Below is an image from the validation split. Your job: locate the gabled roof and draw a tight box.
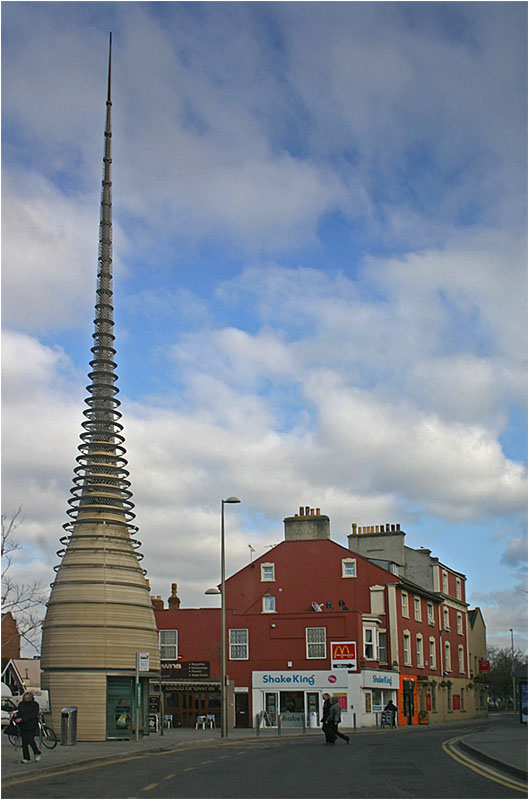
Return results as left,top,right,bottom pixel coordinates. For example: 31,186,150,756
1,658,41,691
468,607,486,629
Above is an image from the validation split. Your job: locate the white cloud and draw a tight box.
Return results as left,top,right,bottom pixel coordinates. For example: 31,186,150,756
2,170,98,333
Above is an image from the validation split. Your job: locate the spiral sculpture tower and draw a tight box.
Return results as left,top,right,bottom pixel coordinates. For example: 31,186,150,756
41,35,160,741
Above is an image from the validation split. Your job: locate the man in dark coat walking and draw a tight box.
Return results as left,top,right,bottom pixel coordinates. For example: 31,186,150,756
321,692,336,744
15,691,41,763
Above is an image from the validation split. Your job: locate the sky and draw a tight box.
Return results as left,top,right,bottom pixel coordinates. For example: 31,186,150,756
2,1,527,656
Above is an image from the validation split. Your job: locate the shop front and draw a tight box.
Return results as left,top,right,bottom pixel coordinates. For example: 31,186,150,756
252,670,350,729
351,669,399,727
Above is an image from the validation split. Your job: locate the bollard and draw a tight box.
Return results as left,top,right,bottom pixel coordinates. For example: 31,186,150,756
353,712,356,731
277,714,281,736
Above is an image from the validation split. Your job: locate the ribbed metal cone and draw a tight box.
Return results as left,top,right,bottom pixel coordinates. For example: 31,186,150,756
41,35,160,741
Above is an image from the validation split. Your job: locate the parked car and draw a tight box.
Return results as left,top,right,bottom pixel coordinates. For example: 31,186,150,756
1,696,17,727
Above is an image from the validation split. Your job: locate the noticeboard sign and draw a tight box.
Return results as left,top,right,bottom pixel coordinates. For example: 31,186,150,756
479,660,490,673
331,641,357,670
137,652,150,672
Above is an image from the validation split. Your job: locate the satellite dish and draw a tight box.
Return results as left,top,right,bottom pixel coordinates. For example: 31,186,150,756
312,601,323,612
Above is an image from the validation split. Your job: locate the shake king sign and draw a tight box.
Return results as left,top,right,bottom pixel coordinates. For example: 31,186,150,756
331,641,357,670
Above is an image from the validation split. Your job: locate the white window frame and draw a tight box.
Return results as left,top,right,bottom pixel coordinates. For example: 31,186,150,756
429,637,436,669
260,563,275,582
457,612,463,634
458,644,465,672
442,570,449,594
444,641,451,672
401,591,409,618
456,577,462,600
160,629,178,661
416,634,424,667
443,607,450,630
427,602,435,625
414,596,422,622
403,631,411,665
342,558,357,578
306,627,326,659
378,630,387,664
363,627,376,660
262,595,276,613
229,628,249,660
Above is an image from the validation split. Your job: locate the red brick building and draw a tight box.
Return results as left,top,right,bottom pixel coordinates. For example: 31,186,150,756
1,613,21,662
154,509,485,729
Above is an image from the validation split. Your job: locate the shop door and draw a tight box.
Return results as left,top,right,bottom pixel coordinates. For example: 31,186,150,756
306,692,319,727
106,677,133,739
402,679,415,725
235,693,250,727
264,692,278,726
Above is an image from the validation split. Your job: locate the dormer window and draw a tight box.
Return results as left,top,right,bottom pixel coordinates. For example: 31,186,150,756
342,558,357,578
261,563,275,582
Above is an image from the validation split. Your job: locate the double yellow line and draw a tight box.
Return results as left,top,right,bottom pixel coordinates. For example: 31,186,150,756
442,735,528,794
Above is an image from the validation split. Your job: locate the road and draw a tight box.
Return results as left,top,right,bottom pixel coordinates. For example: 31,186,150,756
2,724,526,799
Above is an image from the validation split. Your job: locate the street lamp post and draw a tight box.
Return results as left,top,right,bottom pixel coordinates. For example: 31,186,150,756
510,628,516,713
220,497,241,737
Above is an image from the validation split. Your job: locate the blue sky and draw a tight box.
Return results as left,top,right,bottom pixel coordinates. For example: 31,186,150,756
2,2,527,654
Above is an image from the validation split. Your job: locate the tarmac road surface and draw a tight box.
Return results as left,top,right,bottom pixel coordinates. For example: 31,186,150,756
2,722,527,799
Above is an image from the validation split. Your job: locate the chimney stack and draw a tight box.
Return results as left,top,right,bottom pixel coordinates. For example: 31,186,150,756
168,583,181,610
151,596,164,611
284,506,330,541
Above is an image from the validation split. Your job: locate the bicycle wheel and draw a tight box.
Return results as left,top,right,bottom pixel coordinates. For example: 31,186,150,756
40,725,57,749
7,732,19,747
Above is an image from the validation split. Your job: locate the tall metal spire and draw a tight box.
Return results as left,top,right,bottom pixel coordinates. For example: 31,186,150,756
41,35,159,742
65,31,135,532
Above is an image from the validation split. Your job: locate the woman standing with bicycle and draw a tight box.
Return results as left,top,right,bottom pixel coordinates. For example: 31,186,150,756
14,691,42,763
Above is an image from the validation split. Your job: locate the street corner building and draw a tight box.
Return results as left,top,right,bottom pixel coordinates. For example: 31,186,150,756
40,36,160,741
155,508,489,732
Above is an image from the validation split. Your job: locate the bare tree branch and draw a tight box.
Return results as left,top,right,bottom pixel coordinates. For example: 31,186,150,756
1,506,46,653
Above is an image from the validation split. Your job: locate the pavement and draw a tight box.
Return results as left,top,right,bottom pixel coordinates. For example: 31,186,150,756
2,713,526,787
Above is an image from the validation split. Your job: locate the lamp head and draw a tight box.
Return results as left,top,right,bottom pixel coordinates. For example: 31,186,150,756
223,497,241,504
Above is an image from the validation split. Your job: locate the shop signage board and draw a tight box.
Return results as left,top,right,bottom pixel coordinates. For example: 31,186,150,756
161,661,210,679
253,670,348,689
479,660,490,672
361,670,399,689
331,641,357,670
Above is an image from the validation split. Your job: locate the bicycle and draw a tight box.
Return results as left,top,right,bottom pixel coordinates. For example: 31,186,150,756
7,713,57,749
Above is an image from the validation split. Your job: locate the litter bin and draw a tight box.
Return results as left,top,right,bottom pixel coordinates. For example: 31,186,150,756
61,707,78,746
309,711,318,729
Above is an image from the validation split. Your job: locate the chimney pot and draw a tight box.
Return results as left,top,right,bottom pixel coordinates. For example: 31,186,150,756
316,508,321,516
352,523,357,534
299,506,304,517
305,506,310,516
391,524,395,532
396,523,401,531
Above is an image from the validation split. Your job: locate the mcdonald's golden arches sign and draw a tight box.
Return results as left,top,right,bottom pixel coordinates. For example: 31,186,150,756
331,641,357,670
